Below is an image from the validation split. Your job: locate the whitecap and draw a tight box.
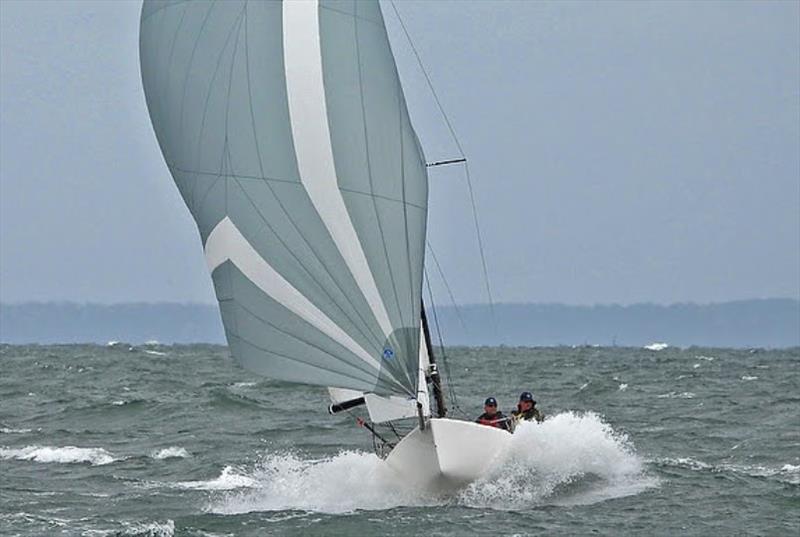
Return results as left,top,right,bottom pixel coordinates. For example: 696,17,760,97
175,466,258,490
644,342,668,351
618,383,628,391
656,391,695,399
0,427,32,434
143,350,167,356
151,447,190,460
0,445,116,465
741,375,758,381
118,520,175,537
656,457,712,471
231,382,257,388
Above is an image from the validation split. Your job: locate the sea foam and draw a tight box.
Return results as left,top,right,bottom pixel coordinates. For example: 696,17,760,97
151,447,190,460
460,411,655,508
208,411,654,514
175,466,259,490
0,445,116,465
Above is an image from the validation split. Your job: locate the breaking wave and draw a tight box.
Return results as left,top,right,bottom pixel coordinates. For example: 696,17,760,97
207,452,426,513
175,466,259,491
460,411,656,508
151,446,191,460
208,411,654,514
656,457,800,485
0,445,116,465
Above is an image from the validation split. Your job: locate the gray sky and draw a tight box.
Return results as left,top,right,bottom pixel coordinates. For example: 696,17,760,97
1,0,798,306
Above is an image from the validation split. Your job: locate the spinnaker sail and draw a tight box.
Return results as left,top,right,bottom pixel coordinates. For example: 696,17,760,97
139,0,429,397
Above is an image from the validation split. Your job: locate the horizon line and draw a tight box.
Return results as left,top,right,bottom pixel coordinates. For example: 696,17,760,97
1,297,798,308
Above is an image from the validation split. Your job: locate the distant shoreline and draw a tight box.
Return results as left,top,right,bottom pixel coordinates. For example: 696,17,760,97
1,299,798,348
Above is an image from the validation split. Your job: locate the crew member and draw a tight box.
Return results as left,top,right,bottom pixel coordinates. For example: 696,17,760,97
511,391,544,424
475,397,510,430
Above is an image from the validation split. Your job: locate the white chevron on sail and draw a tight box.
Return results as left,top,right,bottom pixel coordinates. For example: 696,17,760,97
282,0,394,339
205,216,385,374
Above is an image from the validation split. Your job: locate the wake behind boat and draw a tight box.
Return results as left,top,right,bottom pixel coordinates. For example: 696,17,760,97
139,0,515,493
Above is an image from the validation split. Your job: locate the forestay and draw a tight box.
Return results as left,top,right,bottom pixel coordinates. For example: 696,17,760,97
139,0,429,397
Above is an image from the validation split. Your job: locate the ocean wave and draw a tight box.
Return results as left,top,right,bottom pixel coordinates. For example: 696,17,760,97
460,411,656,508
655,457,799,484
174,466,259,490
208,452,429,514
117,520,175,537
208,412,655,514
0,427,33,434
656,391,696,399
231,382,257,388
151,447,190,460
0,445,116,465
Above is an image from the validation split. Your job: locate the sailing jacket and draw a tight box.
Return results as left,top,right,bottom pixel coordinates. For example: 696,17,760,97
511,406,544,424
475,411,511,431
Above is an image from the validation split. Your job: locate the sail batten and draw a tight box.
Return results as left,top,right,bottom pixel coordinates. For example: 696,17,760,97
140,0,428,397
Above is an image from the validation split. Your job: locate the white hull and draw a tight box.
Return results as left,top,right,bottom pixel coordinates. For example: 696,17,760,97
383,418,512,493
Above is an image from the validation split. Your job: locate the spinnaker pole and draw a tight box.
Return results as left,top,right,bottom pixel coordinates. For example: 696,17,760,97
421,303,447,418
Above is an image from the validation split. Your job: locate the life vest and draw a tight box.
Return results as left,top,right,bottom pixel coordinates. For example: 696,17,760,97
476,412,506,428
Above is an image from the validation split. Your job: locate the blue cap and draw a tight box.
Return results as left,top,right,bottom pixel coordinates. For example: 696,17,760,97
519,391,535,402
484,397,498,406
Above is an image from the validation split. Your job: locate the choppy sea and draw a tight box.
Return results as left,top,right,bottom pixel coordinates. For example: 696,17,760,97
1,344,798,536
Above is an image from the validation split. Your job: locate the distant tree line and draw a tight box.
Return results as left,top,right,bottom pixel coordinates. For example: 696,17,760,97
0,299,797,348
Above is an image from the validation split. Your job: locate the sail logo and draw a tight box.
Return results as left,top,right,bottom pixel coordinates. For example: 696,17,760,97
382,347,395,360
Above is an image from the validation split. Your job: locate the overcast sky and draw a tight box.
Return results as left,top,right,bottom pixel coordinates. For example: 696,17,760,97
1,0,798,306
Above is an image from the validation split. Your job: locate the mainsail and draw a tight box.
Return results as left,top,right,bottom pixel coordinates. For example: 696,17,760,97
139,0,429,398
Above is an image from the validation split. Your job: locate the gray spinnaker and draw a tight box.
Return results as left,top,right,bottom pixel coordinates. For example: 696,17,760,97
139,0,428,396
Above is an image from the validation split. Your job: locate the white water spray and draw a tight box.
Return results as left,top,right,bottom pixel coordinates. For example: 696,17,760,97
208,412,655,514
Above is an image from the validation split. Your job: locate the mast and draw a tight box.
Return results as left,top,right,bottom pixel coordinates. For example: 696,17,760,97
421,303,447,418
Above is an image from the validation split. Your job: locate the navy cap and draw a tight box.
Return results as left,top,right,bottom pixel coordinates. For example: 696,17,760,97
519,391,535,403
484,397,498,406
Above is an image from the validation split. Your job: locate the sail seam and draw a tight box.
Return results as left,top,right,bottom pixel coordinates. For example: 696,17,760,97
190,7,246,211
234,336,402,393
319,4,383,27
240,3,388,352
141,0,189,22
283,0,395,341
353,2,409,346
204,216,389,376
174,165,427,210
176,1,215,174
232,298,392,387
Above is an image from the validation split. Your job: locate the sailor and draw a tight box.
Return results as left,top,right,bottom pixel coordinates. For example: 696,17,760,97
511,391,544,424
475,397,510,431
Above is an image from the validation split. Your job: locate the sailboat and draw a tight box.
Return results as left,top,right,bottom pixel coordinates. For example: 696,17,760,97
139,0,510,492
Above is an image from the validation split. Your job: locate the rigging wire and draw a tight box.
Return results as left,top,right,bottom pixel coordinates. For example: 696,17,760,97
424,268,465,418
389,0,499,340
390,0,511,403
426,243,467,332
